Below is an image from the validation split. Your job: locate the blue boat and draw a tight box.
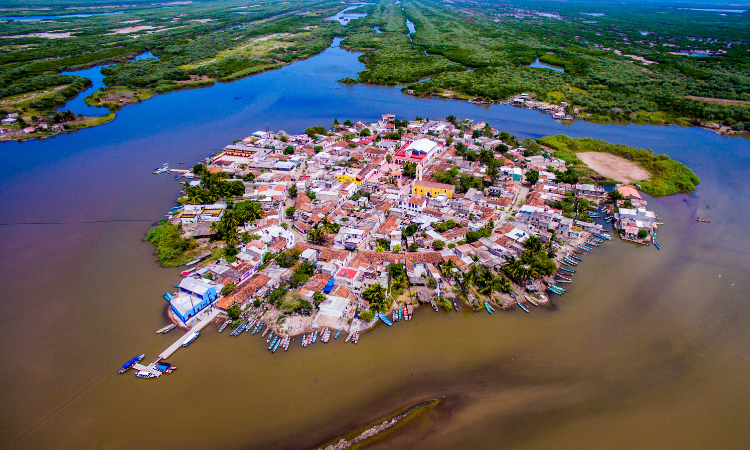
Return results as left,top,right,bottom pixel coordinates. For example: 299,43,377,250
334,328,342,339
230,323,246,336
594,233,611,240
518,302,529,313
378,313,393,326
559,267,576,273
563,257,578,266
272,337,281,353
218,319,231,333
268,335,278,350
164,291,173,300
654,241,661,250
484,302,493,314
569,254,582,261
118,354,144,374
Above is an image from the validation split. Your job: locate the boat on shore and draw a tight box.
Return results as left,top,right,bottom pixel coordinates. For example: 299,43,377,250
517,302,529,313
217,319,231,333
431,300,439,312
525,295,539,307
334,328,342,339
593,233,611,240
654,241,661,250
182,331,199,346
352,331,359,344
563,257,578,266
322,328,331,343
555,278,572,283
262,326,270,337
156,323,177,334
556,273,572,281
311,330,318,343
378,313,393,326
452,298,459,311
283,336,290,351
345,332,352,343
230,323,246,336
569,254,582,262
484,302,493,314
119,354,145,374
268,335,278,350
404,306,411,320
559,267,576,274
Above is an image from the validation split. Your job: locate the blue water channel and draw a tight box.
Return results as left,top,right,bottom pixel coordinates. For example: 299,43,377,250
529,57,565,72
59,51,160,116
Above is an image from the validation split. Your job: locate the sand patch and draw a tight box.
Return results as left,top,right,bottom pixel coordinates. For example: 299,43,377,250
577,152,649,183
2,32,74,39
685,96,750,106
107,25,159,34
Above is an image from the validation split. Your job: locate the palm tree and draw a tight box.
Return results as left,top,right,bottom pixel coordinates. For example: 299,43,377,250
502,255,524,282
475,268,495,298
307,223,325,245
362,283,387,313
487,166,499,185
523,235,544,256
493,275,512,293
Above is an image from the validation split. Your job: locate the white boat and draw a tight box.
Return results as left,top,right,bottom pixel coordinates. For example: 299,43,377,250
182,331,199,347
135,370,156,378
156,323,177,334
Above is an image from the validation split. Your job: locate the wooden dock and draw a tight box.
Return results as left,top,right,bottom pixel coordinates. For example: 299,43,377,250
156,309,221,361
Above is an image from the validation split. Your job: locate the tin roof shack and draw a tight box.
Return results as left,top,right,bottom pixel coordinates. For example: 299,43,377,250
171,278,217,325
615,208,657,241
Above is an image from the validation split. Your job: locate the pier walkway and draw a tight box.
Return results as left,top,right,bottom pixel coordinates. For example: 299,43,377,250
157,308,221,361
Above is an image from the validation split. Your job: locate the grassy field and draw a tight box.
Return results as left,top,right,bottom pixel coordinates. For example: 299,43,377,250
538,135,701,196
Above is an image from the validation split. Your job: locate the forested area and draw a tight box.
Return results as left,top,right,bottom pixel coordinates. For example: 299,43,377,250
2,0,749,131
340,0,750,128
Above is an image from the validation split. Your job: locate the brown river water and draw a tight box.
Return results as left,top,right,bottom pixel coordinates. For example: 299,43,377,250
1,41,749,449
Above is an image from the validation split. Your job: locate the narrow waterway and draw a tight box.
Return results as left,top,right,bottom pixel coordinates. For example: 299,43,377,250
1,38,749,450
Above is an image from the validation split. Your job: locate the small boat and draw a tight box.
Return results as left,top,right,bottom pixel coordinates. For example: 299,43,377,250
525,295,539,307
135,370,157,378
404,306,411,320
345,332,352,343
156,323,177,334
561,259,575,267
547,286,564,295
654,241,661,250
154,362,176,373
563,257,578,266
378,313,393,326
262,326,270,337
556,274,572,281
484,302,493,314
586,240,600,247
272,337,282,353
697,217,710,223
268,335,278,350
517,302,529,313
569,254,582,262
452,298,459,311
163,291,173,301
283,337,290,351
217,319,231,333
352,332,359,344
334,328,342,339
301,334,307,347
594,233,611,240
231,323,246,336
578,244,591,252
266,331,274,344
119,354,145,374
253,321,263,335
182,331,199,346
246,318,256,330
431,300,439,312
322,328,331,343
555,278,572,283
392,310,398,322
397,308,402,321
559,267,576,274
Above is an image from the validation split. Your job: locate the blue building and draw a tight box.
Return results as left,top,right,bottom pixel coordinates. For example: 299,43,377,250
170,278,217,324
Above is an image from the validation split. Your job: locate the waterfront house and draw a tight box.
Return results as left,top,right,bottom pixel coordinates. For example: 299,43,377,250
170,278,217,324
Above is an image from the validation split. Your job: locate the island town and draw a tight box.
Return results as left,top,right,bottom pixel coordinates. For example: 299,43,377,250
123,114,662,378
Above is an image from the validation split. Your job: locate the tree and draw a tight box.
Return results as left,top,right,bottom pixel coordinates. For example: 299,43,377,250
283,146,294,155
433,240,445,250
446,136,453,145
362,283,387,313
638,229,649,239
288,184,297,198
409,242,419,252
479,148,494,166
312,291,326,306
526,170,540,185
304,126,328,137
386,154,392,163
392,244,401,252
608,189,624,201
402,161,417,178
487,166,499,184
227,303,241,320
221,283,237,295
305,189,316,201
285,207,295,217
359,309,375,322
360,128,371,137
